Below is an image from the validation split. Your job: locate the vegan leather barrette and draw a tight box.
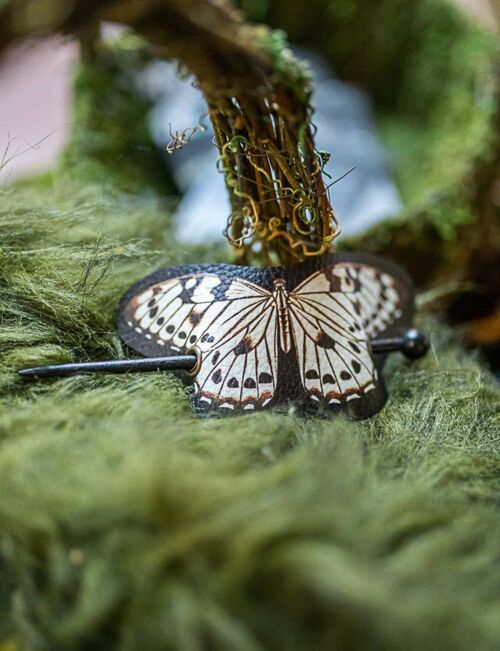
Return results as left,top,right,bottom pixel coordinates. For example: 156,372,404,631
20,252,429,420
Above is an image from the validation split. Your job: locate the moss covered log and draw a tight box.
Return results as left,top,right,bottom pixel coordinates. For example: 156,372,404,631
1,0,497,271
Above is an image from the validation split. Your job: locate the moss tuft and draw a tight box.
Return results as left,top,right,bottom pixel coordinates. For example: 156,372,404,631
64,37,175,197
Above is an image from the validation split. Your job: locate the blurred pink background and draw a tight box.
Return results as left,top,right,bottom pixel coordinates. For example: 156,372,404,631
0,37,77,183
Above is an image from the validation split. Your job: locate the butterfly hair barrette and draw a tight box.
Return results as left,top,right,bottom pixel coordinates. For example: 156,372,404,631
19,252,429,420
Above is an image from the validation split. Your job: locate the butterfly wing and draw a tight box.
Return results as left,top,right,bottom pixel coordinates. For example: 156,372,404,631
119,274,279,412
289,262,408,409
118,256,412,418
333,262,406,338
193,279,279,412
120,274,226,355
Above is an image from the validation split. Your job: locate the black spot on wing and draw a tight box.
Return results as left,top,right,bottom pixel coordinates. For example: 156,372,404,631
305,369,319,380
258,372,272,384
351,300,361,316
316,332,337,349
234,336,253,356
228,377,239,388
328,271,342,292
189,311,202,326
179,285,196,303
244,377,256,389
347,268,361,292
212,369,222,384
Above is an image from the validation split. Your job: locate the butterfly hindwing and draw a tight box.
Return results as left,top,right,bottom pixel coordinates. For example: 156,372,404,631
193,280,278,411
290,268,378,406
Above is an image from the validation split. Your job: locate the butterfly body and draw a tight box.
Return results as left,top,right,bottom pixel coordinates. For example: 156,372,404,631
118,253,414,419
266,279,290,353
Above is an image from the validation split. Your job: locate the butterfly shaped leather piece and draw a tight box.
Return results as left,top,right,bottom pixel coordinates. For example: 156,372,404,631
118,252,414,419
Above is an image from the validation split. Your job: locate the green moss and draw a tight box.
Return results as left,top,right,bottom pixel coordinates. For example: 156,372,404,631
1,101,500,651
0,180,499,648
380,24,496,207
256,28,313,105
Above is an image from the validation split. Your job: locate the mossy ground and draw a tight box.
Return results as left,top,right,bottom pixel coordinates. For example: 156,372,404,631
1,2,499,648
0,178,499,650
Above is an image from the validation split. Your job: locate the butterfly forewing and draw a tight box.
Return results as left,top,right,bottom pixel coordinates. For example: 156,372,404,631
124,274,225,352
333,264,404,337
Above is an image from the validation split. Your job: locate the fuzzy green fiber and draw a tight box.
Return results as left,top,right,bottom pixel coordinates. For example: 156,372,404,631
0,174,499,651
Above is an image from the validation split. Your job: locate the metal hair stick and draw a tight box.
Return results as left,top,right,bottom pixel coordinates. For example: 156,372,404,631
370,328,430,359
18,355,198,379
18,329,429,380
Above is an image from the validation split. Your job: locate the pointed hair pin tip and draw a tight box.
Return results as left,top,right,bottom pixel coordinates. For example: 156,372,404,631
18,365,60,378
18,367,36,377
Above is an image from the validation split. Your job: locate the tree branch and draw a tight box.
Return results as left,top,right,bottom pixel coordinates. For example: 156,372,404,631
0,0,339,264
